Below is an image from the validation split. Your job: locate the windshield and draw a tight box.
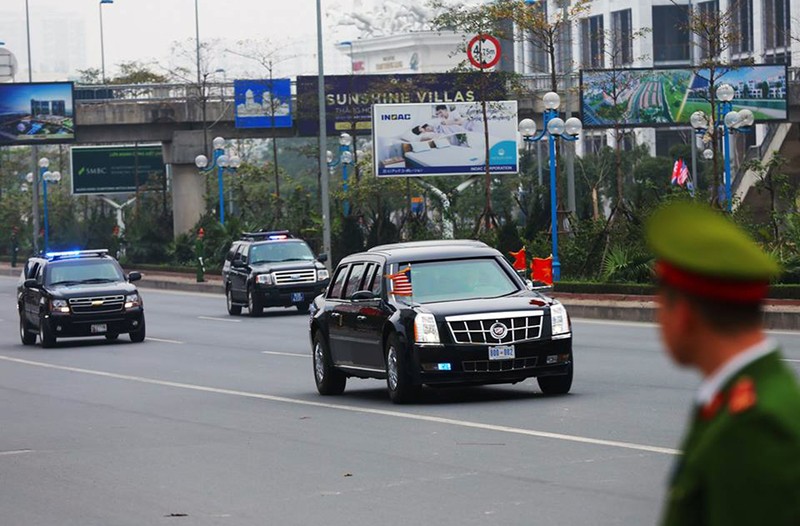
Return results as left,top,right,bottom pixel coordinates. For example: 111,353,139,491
249,241,315,264
403,258,519,303
46,259,124,286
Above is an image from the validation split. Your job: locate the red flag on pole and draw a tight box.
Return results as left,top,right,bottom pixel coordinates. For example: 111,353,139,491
509,247,527,271
531,256,553,285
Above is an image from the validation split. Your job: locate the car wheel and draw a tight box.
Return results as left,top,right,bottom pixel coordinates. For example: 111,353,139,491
248,287,263,317
226,287,242,315
537,362,573,395
385,333,421,404
312,332,346,395
19,314,36,346
296,303,310,314
129,318,146,343
39,317,56,348
105,333,119,341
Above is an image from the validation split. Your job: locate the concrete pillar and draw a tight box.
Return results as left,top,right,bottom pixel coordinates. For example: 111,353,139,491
171,163,206,235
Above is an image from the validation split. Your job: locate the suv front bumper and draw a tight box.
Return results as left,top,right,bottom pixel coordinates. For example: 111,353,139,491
254,281,329,307
44,308,144,337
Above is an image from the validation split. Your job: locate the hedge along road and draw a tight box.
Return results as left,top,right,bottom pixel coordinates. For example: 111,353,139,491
1,277,799,525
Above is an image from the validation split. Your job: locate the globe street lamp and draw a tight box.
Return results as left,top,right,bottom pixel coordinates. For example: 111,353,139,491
37,157,61,253
689,83,754,212
195,137,241,225
518,92,583,282
327,132,355,216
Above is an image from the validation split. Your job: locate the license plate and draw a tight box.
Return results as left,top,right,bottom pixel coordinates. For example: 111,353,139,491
488,345,515,360
90,323,107,334
291,292,304,303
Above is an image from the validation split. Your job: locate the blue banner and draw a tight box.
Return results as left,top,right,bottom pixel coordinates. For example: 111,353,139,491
234,79,292,129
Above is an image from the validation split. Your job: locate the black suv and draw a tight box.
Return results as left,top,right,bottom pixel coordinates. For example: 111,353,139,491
222,231,330,316
309,240,573,403
17,249,146,347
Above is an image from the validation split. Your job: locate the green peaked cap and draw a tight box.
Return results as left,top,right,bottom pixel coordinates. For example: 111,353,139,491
645,201,781,281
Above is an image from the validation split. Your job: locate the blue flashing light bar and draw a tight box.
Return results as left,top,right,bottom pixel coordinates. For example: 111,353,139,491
45,249,109,261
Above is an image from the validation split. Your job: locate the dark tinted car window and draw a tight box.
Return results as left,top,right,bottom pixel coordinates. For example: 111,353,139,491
328,264,349,299
406,258,518,303
343,263,366,299
250,242,314,264
369,265,383,295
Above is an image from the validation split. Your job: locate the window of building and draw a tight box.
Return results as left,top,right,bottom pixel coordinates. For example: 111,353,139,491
697,1,719,60
611,9,633,66
581,15,605,69
557,21,573,73
584,133,606,154
652,5,690,63
764,0,791,54
732,0,754,55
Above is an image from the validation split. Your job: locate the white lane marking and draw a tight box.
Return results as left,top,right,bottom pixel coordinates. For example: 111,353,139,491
783,359,800,363
261,351,307,358
139,288,221,298
574,318,800,336
197,316,241,323
147,337,184,344
0,355,679,457
0,449,34,457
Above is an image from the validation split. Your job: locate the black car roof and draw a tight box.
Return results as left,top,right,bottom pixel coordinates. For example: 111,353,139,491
352,240,501,263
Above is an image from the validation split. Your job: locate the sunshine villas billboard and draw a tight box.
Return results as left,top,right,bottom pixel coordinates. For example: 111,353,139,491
580,64,788,128
372,101,518,178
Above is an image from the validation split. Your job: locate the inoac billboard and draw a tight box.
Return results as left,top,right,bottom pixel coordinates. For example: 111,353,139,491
71,145,165,195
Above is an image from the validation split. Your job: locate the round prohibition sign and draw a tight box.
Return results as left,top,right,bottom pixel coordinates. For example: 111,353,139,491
467,34,501,70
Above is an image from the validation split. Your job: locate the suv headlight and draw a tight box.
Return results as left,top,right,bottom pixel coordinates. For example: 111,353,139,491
50,298,70,313
255,274,273,285
125,293,141,309
414,312,441,344
317,269,329,282
550,302,570,336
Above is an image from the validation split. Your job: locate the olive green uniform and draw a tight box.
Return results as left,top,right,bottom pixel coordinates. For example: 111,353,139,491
661,350,800,525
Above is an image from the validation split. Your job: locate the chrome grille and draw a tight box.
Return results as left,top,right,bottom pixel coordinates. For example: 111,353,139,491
272,269,316,285
446,311,544,345
463,357,539,372
68,295,125,314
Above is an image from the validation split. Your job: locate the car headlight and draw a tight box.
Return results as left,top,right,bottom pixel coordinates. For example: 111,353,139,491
125,293,142,309
255,274,273,285
50,298,70,313
550,302,570,336
317,269,329,281
414,312,441,344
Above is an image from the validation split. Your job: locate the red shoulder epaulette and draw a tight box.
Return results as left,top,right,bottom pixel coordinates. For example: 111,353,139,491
728,376,757,414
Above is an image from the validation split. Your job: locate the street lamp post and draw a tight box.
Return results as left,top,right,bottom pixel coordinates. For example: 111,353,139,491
518,92,583,283
36,157,61,253
689,83,754,212
99,0,113,83
326,132,354,216
195,137,241,226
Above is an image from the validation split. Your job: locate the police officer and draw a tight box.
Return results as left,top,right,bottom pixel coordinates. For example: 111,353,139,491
646,201,800,525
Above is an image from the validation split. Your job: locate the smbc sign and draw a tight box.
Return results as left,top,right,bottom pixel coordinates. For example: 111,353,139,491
71,145,165,195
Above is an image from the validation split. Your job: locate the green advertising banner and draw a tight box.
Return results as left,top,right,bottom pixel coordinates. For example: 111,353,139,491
71,145,165,195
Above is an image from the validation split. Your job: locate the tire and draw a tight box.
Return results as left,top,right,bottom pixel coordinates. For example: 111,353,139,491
537,362,573,395
226,287,242,315
248,287,263,317
312,332,346,395
19,314,36,346
129,317,146,343
296,303,310,314
39,317,56,348
385,333,421,404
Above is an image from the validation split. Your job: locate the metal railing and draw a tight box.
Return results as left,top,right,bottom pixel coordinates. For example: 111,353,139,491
74,82,234,103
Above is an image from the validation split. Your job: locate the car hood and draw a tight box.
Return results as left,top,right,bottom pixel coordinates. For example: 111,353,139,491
49,281,138,299
419,291,556,319
250,260,322,272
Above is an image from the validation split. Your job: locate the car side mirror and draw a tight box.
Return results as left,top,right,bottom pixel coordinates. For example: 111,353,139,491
317,253,328,263
23,278,38,289
127,271,142,282
351,290,377,301
232,260,246,268
527,279,552,292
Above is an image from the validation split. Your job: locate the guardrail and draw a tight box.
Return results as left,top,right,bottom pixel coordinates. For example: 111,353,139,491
74,82,234,103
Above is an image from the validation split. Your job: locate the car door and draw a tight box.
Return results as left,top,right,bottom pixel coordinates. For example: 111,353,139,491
21,261,39,324
326,263,352,365
350,262,390,369
230,244,248,302
28,263,46,327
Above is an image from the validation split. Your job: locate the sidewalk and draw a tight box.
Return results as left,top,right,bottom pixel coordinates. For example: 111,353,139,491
2,263,798,330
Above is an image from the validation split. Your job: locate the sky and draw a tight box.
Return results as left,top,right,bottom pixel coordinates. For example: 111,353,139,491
0,0,370,81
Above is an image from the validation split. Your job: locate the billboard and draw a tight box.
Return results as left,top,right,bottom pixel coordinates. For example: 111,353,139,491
373,101,518,178
296,72,508,136
71,145,165,195
0,82,75,145
234,79,292,128
580,64,788,128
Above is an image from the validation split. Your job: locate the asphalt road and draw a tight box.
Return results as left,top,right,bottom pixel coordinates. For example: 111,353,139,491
1,275,799,526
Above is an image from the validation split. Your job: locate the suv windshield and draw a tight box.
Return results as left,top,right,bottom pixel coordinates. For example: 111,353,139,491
404,258,519,303
249,242,314,264
46,259,124,286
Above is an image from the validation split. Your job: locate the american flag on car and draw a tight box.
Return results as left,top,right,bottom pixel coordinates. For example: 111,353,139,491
387,265,413,296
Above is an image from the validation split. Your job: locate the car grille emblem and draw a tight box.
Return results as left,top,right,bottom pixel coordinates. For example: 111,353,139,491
91,300,104,306
489,322,508,340
290,274,301,280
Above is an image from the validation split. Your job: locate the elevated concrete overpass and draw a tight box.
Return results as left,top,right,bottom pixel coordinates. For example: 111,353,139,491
73,73,800,235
